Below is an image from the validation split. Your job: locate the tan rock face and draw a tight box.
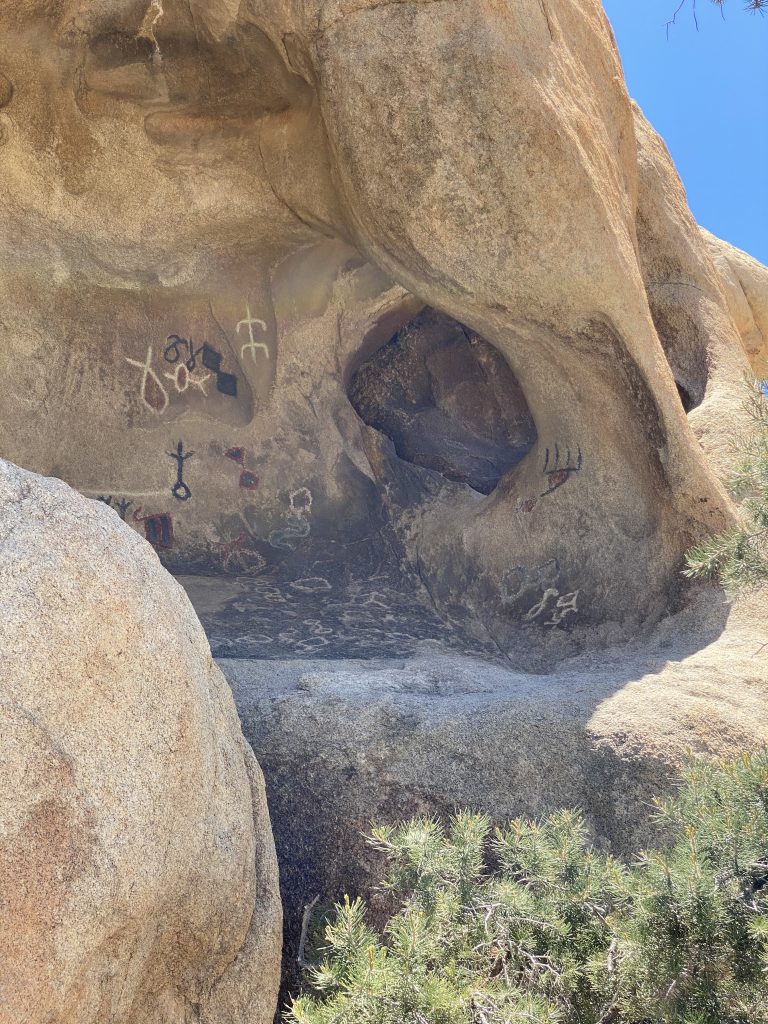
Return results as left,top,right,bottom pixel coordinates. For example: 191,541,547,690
0,0,762,662
632,106,755,479
704,229,768,375
0,460,281,1024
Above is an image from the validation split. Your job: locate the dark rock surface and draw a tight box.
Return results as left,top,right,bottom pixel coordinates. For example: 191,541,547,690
349,308,536,494
179,569,501,662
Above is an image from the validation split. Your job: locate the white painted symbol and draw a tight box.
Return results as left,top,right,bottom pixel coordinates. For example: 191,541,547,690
523,587,581,626
125,345,169,415
524,587,560,622
268,487,313,550
290,578,332,594
237,304,269,363
289,487,313,515
544,590,580,627
163,362,212,396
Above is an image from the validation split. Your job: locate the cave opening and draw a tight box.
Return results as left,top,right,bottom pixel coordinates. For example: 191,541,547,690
348,308,537,495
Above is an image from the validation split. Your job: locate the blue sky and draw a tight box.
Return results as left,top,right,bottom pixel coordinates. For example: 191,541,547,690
602,0,767,265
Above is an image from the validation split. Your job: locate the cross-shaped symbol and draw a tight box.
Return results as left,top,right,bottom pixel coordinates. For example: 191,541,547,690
237,304,270,363
168,440,194,502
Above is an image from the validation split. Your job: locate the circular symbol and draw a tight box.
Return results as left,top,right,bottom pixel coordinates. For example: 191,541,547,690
172,481,192,502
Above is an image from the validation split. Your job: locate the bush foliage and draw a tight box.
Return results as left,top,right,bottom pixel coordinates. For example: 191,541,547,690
286,754,768,1024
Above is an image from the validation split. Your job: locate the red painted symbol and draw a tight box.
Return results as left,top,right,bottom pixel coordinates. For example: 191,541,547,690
224,447,259,490
209,532,266,573
541,445,583,497
133,508,174,549
239,470,259,490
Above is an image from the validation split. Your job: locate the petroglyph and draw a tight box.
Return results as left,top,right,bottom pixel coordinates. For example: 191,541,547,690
167,441,194,502
515,496,538,515
499,559,580,628
133,507,174,549
96,496,133,520
501,559,561,607
127,336,237,414
268,487,313,550
289,577,332,593
224,446,259,490
163,336,238,399
523,587,580,626
523,587,561,622
209,532,267,574
543,590,580,627
237,304,269,363
163,361,212,396
193,572,500,662
125,346,169,415
542,445,583,496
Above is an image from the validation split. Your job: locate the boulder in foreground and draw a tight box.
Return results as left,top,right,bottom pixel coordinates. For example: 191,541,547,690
0,460,281,1024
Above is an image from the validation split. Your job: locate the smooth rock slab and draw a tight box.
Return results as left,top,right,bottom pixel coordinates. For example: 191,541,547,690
0,461,281,1024
220,588,767,973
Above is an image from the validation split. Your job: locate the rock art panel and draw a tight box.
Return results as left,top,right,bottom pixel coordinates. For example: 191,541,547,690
0,0,763,662
0,459,281,1024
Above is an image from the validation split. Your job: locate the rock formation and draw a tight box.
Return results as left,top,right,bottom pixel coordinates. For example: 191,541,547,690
705,229,768,374
632,106,758,478
0,0,763,663
2,0,768,1002
0,460,281,1023
222,585,768,977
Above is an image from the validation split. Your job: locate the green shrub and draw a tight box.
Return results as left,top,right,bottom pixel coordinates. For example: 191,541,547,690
286,754,768,1024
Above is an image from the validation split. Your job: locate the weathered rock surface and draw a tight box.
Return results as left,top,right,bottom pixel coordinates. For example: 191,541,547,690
0,0,763,662
704,229,768,374
220,587,768,969
348,308,536,496
0,460,281,1024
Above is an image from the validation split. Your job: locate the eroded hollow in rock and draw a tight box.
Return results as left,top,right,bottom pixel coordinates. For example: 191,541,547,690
676,381,695,413
650,307,709,413
348,309,537,495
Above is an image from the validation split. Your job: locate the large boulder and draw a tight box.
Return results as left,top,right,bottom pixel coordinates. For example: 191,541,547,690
0,460,281,1024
